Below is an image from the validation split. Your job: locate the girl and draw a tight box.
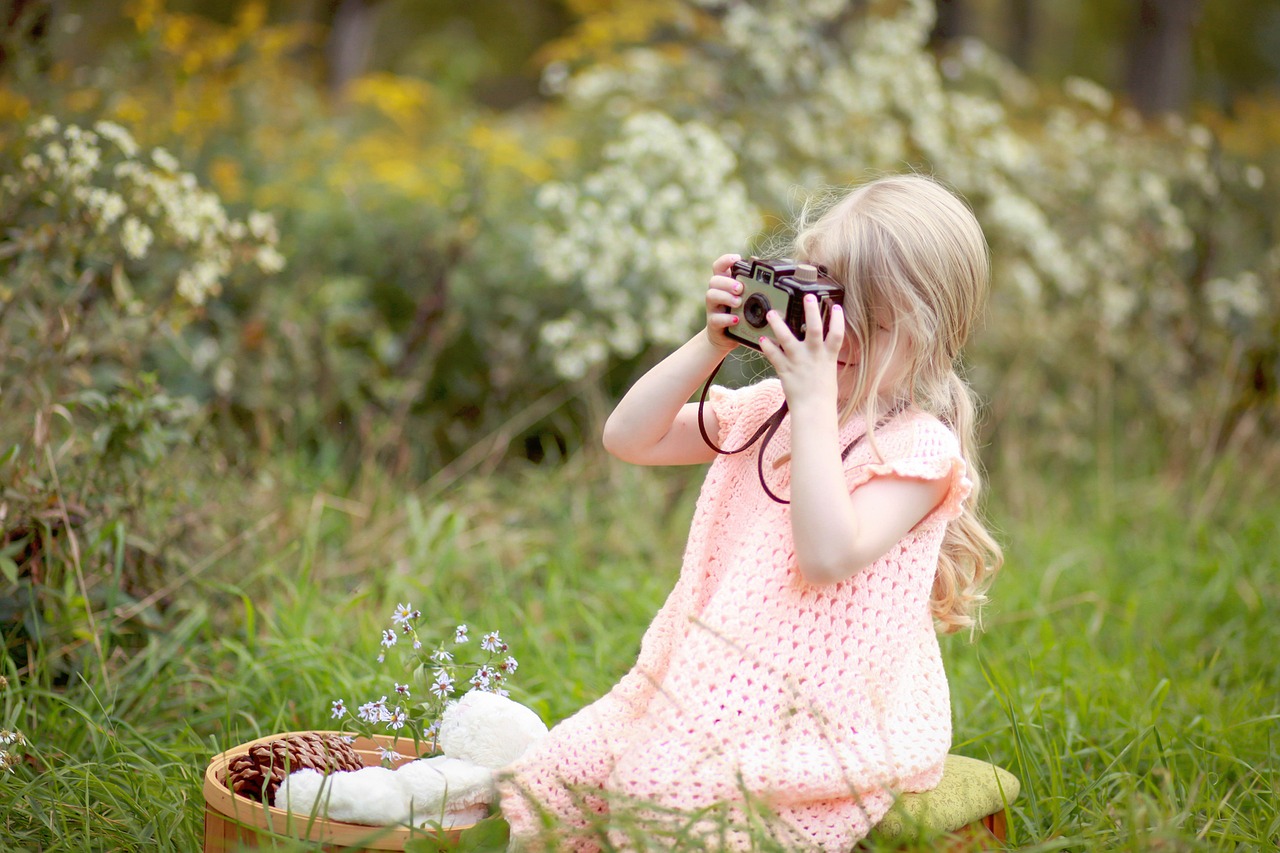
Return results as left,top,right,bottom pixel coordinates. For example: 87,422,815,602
499,174,1003,850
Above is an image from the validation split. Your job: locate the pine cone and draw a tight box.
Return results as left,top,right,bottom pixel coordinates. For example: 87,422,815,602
224,733,364,803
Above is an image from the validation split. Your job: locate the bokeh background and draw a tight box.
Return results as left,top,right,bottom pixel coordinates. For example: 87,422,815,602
1,1,1278,850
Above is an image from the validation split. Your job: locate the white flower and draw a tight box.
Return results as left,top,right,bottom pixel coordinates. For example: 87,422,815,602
120,217,153,260
386,707,407,730
27,115,58,138
430,670,454,699
380,629,398,648
152,147,179,172
93,120,139,157
376,746,403,763
453,624,469,644
430,649,453,664
391,603,414,625
480,631,506,653
330,699,346,719
394,682,410,697
248,210,277,241
500,656,519,674
255,245,286,274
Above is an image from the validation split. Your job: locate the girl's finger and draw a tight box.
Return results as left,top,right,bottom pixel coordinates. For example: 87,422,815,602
756,332,782,364
706,288,739,309
708,274,742,295
801,294,825,345
764,309,796,346
712,253,742,276
825,303,846,348
708,311,739,330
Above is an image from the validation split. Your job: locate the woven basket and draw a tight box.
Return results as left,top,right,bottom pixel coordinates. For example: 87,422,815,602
203,730,479,852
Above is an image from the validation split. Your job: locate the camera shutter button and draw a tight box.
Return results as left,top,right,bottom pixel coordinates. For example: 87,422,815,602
795,264,818,283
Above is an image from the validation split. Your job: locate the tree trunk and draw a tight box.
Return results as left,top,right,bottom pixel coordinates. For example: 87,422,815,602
929,0,970,50
1124,0,1202,116
323,0,385,95
1007,0,1035,71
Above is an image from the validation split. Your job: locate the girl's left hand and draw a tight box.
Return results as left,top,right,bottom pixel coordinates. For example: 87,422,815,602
758,294,845,410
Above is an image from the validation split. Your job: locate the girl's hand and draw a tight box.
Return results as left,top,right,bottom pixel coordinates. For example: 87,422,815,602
705,253,744,353
758,294,845,409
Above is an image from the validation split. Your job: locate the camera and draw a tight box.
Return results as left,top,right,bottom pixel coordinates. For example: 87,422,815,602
723,258,843,351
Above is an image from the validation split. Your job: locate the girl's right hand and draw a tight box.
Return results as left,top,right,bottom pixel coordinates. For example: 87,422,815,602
705,253,744,353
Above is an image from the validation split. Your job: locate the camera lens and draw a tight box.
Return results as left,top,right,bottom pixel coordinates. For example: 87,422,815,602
743,293,771,328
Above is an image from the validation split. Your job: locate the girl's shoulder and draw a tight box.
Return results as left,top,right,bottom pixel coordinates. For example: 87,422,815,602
873,407,962,463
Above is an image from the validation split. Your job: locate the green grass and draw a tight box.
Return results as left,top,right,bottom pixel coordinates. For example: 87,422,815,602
2,448,1277,851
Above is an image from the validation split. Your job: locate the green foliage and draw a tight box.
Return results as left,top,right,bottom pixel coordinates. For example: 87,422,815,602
0,453,1277,849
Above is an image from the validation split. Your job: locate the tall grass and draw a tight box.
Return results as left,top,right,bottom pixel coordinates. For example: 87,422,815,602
1,446,1277,851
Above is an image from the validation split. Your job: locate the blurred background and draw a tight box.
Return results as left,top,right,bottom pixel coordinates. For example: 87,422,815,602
2,0,1279,701
1,2,1278,848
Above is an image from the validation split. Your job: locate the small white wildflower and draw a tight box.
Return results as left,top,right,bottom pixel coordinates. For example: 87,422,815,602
454,624,469,644
501,656,519,674
381,629,398,649
469,668,492,691
27,115,58,138
392,603,414,625
377,652,385,663
430,670,454,699
412,639,422,650
20,153,43,174
93,120,139,157
480,631,506,653
119,216,153,260
431,649,453,664
331,699,347,719
376,746,403,763
386,707,407,730
248,210,276,241
152,147,179,172
394,682,410,697
254,245,286,274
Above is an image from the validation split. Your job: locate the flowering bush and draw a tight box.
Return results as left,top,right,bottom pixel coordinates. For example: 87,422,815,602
0,113,284,674
532,0,1279,466
329,607,520,765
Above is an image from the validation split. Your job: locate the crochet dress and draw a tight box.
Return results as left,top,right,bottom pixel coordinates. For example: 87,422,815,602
499,379,972,851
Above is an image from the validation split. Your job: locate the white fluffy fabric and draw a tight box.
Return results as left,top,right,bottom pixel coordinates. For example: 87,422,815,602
272,693,549,828
398,756,495,827
275,766,409,825
438,691,549,769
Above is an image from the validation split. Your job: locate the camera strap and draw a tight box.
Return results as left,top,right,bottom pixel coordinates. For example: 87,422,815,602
696,355,906,505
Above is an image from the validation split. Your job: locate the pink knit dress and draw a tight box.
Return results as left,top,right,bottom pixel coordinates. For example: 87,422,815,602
499,379,972,850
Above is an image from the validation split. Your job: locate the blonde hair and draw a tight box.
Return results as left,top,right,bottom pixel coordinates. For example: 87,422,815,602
792,174,1003,633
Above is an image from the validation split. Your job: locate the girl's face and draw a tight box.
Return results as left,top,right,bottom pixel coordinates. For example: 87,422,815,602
835,320,912,404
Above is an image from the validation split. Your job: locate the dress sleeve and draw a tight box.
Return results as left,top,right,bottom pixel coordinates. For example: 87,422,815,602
844,414,972,522
707,378,783,450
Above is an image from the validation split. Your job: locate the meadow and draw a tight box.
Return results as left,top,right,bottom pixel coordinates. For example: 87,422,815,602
2,438,1277,851
3,2,1279,850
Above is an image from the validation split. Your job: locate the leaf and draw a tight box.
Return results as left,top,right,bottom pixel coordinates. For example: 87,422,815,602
456,815,510,852
0,556,20,585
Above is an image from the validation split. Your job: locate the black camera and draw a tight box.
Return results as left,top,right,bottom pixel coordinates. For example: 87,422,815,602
723,258,843,351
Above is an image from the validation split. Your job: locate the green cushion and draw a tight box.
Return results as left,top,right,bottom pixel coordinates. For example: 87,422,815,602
873,754,1020,840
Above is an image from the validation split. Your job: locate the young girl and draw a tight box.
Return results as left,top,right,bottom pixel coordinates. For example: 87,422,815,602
499,174,1003,850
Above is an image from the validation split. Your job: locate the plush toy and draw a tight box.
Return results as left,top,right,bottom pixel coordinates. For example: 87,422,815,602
275,691,548,828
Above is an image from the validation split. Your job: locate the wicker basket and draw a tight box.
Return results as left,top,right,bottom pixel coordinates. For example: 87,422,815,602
203,730,479,852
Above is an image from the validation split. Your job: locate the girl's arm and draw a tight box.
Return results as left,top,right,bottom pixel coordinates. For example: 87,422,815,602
602,254,745,466
760,297,948,584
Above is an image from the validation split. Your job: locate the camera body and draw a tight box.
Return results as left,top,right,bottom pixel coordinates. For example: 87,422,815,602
724,258,843,351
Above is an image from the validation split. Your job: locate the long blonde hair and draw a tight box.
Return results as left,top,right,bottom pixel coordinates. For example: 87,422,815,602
792,174,1003,633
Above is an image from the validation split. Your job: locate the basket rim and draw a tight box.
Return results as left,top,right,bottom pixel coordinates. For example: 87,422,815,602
203,729,478,847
